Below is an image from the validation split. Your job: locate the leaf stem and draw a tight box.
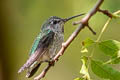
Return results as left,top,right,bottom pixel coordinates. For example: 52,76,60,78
96,18,111,42
96,10,120,42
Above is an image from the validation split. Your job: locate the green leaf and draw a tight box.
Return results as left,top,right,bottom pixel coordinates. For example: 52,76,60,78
80,56,91,80
91,59,120,80
74,77,84,80
105,57,120,64
81,48,88,53
98,40,120,64
98,40,120,57
81,38,95,53
82,38,94,48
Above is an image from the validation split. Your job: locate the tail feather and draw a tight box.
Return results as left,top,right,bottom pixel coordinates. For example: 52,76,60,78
18,49,42,73
26,63,41,78
18,57,37,73
18,61,31,73
18,63,26,73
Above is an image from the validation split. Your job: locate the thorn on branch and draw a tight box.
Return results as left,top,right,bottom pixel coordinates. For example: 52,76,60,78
98,9,113,18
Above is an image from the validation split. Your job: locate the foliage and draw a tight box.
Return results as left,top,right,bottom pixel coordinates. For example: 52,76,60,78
74,10,120,80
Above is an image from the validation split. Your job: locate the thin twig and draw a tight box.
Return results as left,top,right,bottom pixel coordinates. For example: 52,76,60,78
33,0,114,80
98,9,113,18
87,25,96,35
96,10,120,42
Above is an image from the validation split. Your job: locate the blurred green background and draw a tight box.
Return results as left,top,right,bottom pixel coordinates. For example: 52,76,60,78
0,0,120,80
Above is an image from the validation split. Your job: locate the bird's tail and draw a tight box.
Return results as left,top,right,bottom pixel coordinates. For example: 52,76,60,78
26,63,41,78
18,50,41,74
18,56,37,73
18,60,31,73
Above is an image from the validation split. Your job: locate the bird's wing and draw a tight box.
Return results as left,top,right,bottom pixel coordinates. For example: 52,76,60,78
29,29,55,56
18,30,55,73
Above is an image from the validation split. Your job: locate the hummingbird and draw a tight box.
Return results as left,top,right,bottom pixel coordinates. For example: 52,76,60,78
18,13,84,78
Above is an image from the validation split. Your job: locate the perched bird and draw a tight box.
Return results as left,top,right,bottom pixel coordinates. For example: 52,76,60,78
18,14,84,78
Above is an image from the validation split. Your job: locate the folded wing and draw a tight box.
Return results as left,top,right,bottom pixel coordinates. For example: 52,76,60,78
18,30,55,73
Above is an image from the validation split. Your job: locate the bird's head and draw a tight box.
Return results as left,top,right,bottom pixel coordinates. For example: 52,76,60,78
42,13,85,33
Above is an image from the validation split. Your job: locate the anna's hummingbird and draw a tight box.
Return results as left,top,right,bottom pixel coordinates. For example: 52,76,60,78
18,14,84,78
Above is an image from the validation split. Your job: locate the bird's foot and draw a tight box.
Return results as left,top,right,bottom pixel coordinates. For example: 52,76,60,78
48,60,55,66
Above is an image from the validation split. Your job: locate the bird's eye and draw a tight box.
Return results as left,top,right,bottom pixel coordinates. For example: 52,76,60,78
51,20,57,24
54,20,58,24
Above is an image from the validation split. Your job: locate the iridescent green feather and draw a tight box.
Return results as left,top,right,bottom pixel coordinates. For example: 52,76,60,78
29,29,51,56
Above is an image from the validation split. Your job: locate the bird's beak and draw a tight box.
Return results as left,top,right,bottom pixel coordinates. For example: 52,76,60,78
62,13,85,23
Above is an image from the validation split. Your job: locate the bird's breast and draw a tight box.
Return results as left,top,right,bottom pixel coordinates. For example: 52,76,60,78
48,33,64,59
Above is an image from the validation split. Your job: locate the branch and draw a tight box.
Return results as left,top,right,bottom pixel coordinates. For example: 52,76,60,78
34,0,113,80
98,9,113,18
